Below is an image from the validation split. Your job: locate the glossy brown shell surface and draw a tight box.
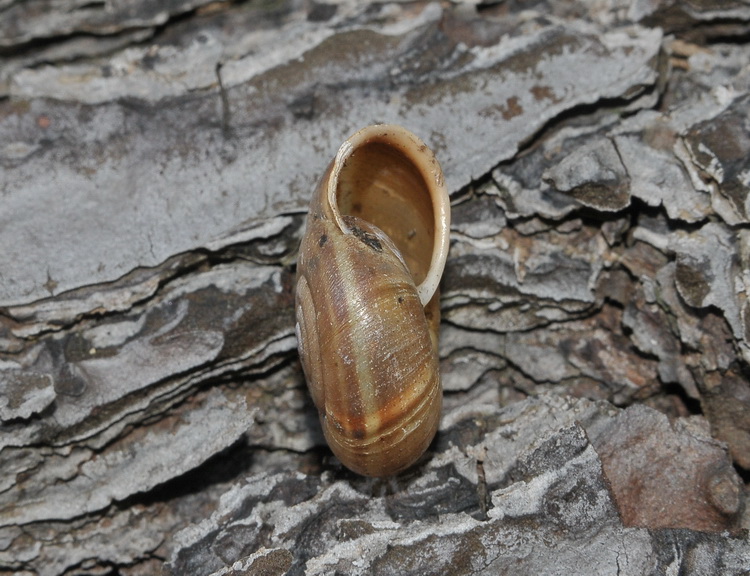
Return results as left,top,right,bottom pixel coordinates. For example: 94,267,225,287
295,125,449,477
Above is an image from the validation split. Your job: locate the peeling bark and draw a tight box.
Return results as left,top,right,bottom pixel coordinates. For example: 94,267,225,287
1,1,749,574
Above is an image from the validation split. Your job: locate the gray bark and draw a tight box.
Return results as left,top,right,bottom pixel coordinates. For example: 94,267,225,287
1,1,749,574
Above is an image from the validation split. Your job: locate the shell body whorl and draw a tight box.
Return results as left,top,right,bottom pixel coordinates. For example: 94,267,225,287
295,125,450,477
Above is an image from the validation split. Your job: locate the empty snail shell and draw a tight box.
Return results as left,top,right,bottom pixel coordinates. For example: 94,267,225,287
295,124,450,476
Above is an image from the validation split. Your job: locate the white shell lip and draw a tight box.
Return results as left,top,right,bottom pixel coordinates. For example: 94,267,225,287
326,124,451,308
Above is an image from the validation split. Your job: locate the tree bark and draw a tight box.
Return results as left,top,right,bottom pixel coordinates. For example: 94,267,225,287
1,1,749,574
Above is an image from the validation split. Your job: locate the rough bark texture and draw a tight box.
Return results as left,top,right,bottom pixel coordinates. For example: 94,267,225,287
1,1,750,574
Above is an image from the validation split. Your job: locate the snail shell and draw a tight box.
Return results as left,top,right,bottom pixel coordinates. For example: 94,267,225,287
295,124,450,476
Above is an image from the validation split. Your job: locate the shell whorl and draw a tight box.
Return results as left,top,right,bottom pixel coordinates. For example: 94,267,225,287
295,125,450,477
